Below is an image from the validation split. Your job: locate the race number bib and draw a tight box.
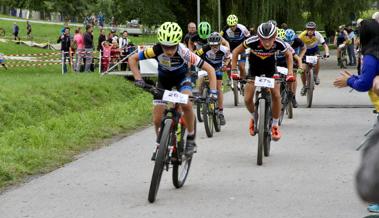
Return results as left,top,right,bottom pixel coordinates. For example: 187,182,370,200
277,66,288,75
255,76,275,88
306,56,318,64
198,70,208,78
162,90,189,104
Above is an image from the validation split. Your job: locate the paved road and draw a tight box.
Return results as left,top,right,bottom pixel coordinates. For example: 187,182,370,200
0,57,375,218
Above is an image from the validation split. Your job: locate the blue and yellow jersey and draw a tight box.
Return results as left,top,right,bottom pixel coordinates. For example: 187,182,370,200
298,30,325,50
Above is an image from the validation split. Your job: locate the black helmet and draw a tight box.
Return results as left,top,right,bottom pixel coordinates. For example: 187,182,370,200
306,21,317,29
257,22,277,39
207,32,222,45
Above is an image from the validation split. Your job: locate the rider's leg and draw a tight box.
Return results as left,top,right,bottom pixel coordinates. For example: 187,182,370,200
217,79,223,111
153,103,166,136
239,59,247,79
271,83,282,140
244,82,256,114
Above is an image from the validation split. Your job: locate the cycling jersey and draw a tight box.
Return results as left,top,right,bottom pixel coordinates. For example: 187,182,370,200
276,42,295,67
336,31,347,46
221,24,251,51
139,43,204,77
189,33,208,50
290,38,305,55
243,36,287,78
196,45,230,80
298,30,326,54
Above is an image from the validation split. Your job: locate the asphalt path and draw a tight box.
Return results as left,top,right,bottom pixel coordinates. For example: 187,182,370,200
0,56,375,218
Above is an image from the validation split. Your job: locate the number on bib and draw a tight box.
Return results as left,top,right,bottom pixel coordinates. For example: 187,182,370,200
162,90,189,104
255,76,275,88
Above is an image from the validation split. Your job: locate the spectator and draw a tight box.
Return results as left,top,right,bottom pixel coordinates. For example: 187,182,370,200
346,24,356,66
60,22,69,34
98,12,105,27
101,41,112,72
57,27,71,73
97,28,106,51
12,22,19,41
118,30,133,70
73,27,84,72
333,19,379,212
182,22,196,47
110,40,120,70
84,25,94,72
107,31,114,43
281,23,288,30
26,20,32,39
0,53,7,70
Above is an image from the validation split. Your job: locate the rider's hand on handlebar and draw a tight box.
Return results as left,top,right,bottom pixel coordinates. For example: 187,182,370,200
210,89,218,101
134,79,146,88
286,74,296,82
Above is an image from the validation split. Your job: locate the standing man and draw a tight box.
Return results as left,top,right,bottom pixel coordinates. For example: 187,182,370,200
57,27,71,73
97,28,106,51
13,22,20,41
118,30,133,70
182,22,197,47
26,20,32,39
346,24,356,66
84,25,94,72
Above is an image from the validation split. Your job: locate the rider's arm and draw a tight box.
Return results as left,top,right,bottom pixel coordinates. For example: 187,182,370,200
221,36,230,49
347,55,379,92
231,44,245,70
299,44,306,60
201,62,217,90
284,49,294,76
294,54,302,69
129,52,142,80
130,46,158,80
323,43,329,56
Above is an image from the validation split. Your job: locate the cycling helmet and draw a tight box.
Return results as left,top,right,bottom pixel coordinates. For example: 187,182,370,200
306,21,317,29
227,14,238,26
257,22,277,39
284,29,296,42
277,28,286,40
157,22,182,46
268,20,277,26
198,21,212,39
208,32,222,45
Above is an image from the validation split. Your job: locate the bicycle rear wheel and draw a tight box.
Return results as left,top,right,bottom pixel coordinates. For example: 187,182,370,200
196,85,207,122
279,83,287,126
264,102,272,157
306,68,314,108
148,119,172,203
257,99,265,165
232,80,239,106
287,92,293,119
172,121,192,188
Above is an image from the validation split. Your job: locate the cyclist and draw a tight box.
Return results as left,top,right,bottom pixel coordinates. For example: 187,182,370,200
189,21,229,51
195,32,231,125
129,22,217,157
231,22,294,141
298,21,329,91
220,14,251,80
277,28,303,108
334,25,349,67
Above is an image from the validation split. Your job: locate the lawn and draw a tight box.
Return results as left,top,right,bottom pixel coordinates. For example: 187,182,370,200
0,42,154,190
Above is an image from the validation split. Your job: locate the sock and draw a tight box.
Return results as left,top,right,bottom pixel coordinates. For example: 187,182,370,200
272,119,279,126
218,108,223,114
187,130,195,136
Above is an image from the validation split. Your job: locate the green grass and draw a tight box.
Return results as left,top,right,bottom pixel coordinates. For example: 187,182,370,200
0,14,156,45
0,42,154,189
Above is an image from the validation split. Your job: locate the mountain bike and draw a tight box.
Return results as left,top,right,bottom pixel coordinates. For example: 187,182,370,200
277,67,294,125
339,45,348,69
198,73,221,137
230,69,245,107
242,75,274,166
141,84,204,203
303,55,320,108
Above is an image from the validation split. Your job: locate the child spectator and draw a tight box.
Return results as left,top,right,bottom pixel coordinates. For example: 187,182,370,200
101,41,112,72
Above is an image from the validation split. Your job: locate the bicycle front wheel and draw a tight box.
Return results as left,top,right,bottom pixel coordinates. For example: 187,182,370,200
172,122,192,188
148,119,172,203
232,80,239,106
257,99,266,165
203,96,214,137
306,68,314,108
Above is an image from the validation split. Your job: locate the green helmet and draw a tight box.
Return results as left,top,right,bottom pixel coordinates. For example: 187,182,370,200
198,21,211,39
227,14,238,26
277,28,286,40
157,22,183,46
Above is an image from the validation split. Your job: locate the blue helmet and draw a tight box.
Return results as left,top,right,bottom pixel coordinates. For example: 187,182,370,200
284,29,296,43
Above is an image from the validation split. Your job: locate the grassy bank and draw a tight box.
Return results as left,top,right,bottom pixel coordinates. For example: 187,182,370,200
0,42,153,189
